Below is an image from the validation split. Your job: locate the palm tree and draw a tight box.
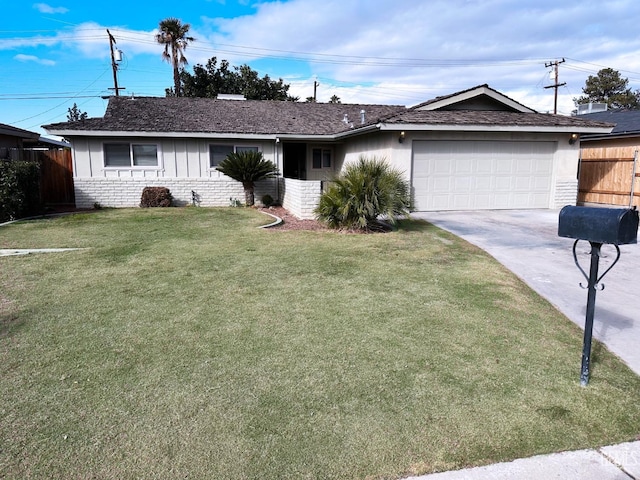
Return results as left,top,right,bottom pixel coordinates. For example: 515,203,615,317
216,151,278,206
155,17,195,96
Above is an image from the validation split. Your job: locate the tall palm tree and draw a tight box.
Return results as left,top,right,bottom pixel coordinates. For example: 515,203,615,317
155,17,195,96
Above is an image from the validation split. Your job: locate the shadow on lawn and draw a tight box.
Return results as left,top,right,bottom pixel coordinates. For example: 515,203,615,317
0,311,25,339
395,218,440,233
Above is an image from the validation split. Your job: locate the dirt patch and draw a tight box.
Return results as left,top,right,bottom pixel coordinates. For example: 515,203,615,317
259,206,329,231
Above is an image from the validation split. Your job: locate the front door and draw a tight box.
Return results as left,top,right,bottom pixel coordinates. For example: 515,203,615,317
283,143,307,179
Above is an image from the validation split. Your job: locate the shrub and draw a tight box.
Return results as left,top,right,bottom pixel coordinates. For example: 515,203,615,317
140,187,173,207
315,156,411,231
261,194,274,207
216,151,278,206
0,159,42,222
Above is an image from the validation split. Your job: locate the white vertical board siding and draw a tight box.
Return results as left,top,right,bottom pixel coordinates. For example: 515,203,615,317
411,140,555,211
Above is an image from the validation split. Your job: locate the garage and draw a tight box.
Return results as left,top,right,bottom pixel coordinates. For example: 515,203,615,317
411,140,555,211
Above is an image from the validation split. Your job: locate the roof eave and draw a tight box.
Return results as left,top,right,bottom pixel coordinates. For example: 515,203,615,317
377,123,614,134
44,129,281,140
44,129,350,142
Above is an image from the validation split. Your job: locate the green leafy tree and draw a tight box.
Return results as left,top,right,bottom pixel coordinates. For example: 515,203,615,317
66,103,87,122
574,68,640,109
216,151,278,206
328,95,341,104
156,17,195,97
176,56,296,100
0,160,42,222
315,156,411,231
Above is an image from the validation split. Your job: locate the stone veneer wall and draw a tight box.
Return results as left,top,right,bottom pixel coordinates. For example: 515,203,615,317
554,179,578,209
281,178,323,219
73,177,278,208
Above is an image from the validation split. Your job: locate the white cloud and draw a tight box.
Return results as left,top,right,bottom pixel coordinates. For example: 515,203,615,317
201,0,640,113
33,3,69,14
14,53,56,66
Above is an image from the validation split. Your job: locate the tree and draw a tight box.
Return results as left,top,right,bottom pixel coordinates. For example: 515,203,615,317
216,151,278,206
328,95,341,104
315,156,411,231
66,103,87,122
175,56,296,101
574,68,640,109
156,17,195,97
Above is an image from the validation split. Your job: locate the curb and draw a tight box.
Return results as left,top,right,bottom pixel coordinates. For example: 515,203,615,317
257,210,283,228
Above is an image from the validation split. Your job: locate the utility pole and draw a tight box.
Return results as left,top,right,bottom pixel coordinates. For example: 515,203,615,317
313,79,319,102
107,29,125,96
544,58,566,114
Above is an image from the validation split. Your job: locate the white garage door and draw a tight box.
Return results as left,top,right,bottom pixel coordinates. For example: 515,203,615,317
411,140,555,211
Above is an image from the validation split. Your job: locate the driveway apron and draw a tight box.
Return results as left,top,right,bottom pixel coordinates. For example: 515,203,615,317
412,209,640,377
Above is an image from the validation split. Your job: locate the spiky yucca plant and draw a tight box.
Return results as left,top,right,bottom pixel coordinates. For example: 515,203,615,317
216,151,278,206
315,156,411,230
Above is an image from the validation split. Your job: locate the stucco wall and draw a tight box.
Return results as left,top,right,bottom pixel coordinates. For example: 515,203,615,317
339,130,579,210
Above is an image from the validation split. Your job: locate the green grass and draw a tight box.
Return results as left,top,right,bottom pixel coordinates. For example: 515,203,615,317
1,207,639,479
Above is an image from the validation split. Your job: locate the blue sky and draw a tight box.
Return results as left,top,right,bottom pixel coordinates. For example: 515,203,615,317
3,0,640,137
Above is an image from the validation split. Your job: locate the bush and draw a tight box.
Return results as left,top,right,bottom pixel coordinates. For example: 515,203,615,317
140,187,173,208
216,151,278,206
261,194,274,207
315,156,411,231
0,159,42,222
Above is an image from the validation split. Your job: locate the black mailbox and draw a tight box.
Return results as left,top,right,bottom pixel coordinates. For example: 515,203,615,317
558,205,639,245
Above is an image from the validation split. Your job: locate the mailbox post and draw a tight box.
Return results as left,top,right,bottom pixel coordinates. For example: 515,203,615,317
558,206,639,386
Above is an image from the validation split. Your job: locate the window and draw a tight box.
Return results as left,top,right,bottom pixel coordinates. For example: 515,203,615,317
104,143,158,168
209,145,233,168
209,145,260,168
312,148,331,169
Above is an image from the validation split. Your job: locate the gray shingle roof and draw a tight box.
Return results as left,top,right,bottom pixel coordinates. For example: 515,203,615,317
43,93,613,136
577,109,640,136
44,96,406,135
382,109,613,129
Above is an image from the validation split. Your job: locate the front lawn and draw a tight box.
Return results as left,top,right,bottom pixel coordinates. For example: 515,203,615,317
1,207,639,479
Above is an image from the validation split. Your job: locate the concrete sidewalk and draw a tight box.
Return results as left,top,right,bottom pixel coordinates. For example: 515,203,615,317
405,441,640,480
408,209,640,480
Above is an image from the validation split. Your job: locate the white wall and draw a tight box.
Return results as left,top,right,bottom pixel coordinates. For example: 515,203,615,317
340,130,579,210
70,136,280,208
73,177,278,208
281,178,323,219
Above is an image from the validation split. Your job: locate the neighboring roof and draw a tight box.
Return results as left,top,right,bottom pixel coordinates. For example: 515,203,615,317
44,96,405,137
578,109,640,140
0,123,40,140
43,86,614,139
24,136,70,149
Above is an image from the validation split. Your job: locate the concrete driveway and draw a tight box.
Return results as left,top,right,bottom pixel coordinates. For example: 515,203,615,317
412,209,640,377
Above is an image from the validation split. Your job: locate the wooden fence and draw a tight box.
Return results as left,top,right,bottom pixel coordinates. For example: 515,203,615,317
6,148,75,205
578,145,639,208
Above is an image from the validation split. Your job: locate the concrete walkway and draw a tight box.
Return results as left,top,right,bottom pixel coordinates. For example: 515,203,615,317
405,441,640,480
407,209,640,480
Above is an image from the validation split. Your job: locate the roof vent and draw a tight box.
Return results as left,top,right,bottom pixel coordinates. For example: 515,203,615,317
576,103,608,115
217,94,246,101
360,110,366,124
343,114,349,124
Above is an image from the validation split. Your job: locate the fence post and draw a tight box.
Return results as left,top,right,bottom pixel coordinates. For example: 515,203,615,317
631,150,638,208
